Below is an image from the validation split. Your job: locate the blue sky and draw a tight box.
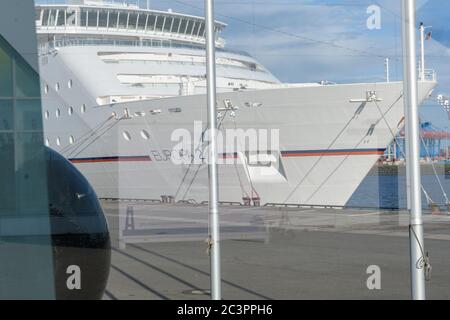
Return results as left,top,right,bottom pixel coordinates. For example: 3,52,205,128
36,0,450,129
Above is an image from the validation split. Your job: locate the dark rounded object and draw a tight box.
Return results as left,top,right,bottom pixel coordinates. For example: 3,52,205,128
46,147,111,300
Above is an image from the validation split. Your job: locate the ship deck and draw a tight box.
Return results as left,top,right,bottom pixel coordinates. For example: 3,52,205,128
102,200,450,300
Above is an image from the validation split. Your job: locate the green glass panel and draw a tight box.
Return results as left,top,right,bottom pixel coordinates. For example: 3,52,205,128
0,43,13,97
0,99,14,131
15,58,41,98
15,99,43,131
0,132,15,216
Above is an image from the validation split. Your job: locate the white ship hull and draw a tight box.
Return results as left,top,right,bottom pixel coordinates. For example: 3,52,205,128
35,1,437,206
43,80,436,206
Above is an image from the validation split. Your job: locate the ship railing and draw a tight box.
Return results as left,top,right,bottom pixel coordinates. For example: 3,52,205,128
40,37,251,57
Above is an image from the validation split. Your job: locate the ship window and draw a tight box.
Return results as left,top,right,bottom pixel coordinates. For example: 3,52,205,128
68,106,73,115
128,13,138,29
44,84,49,95
80,10,88,27
88,11,98,27
56,137,61,146
45,138,50,147
198,23,205,37
44,110,50,119
118,12,128,29
56,109,61,118
98,11,108,28
122,131,131,141
81,104,86,114
171,18,180,33
155,16,164,32
42,10,50,26
55,82,60,92
163,17,173,32
66,9,76,27
185,20,194,35
48,10,57,26
141,130,150,140
68,79,73,88
147,15,156,31
137,14,147,30
179,19,187,34
193,21,201,36
109,11,119,28
69,136,75,145
56,10,65,26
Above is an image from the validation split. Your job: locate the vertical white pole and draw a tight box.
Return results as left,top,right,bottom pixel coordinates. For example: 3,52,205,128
419,23,426,81
205,0,222,301
385,58,390,83
401,0,426,300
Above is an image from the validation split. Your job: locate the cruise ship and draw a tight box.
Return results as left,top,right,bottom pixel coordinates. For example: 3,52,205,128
37,0,437,206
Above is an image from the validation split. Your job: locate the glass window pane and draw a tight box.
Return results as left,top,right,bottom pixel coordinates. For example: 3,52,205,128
15,59,40,98
66,9,76,27
0,132,15,215
0,100,14,131
80,10,88,27
128,13,138,29
192,21,201,36
109,12,118,28
118,12,128,29
15,100,42,131
99,11,108,27
198,23,205,37
42,10,49,26
147,15,156,31
137,14,147,29
155,16,164,31
171,18,180,33
56,10,65,26
0,43,13,97
48,10,57,26
88,11,98,27
185,20,194,35
179,19,187,33
163,17,173,32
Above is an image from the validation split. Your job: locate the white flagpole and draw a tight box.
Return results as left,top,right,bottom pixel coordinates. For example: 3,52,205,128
401,0,426,300
204,0,222,300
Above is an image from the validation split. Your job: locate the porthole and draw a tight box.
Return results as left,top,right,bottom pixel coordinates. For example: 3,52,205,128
55,82,60,92
45,138,50,147
81,104,86,114
56,108,61,118
44,84,49,95
68,79,73,89
69,136,75,145
141,130,150,140
56,137,61,146
44,110,50,119
68,106,74,115
122,131,131,141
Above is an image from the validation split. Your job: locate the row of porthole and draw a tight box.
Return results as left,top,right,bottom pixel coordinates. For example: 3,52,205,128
46,135,75,147
44,79,73,95
45,104,87,119
123,130,151,141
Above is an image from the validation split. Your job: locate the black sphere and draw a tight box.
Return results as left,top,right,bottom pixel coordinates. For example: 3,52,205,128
46,147,111,300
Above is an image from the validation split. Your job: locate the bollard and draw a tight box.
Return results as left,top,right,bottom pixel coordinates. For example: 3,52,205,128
243,197,251,206
161,195,168,204
168,196,175,204
252,197,261,207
